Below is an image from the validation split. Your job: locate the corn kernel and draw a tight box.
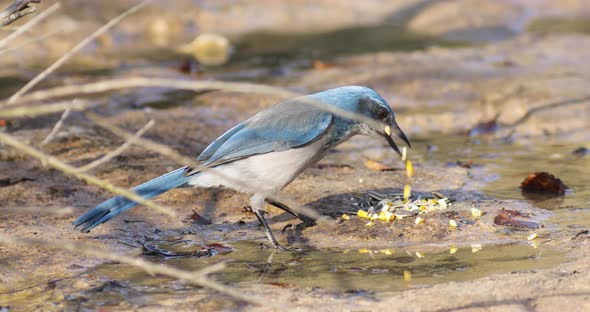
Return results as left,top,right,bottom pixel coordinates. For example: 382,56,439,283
403,184,412,200
357,210,369,218
388,212,396,221
380,249,393,255
471,208,483,218
358,249,370,253
415,216,424,224
471,244,482,253
341,214,350,221
449,219,458,227
406,160,414,178
415,251,424,258
403,270,412,281
449,247,458,254
370,213,379,220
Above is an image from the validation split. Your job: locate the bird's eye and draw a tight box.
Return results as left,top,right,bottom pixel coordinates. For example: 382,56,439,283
377,108,389,120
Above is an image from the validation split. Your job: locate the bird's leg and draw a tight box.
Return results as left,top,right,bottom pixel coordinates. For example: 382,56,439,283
265,198,302,220
254,210,289,251
251,194,291,251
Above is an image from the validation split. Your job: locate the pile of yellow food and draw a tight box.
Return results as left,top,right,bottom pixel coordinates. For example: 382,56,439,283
344,147,454,226
346,191,451,226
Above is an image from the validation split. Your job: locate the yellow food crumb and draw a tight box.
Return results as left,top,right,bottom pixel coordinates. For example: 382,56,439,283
415,251,424,258
370,213,379,220
415,216,424,224
358,249,370,253
449,247,458,254
403,270,412,281
406,160,414,179
471,208,483,218
380,249,393,255
449,219,458,227
403,184,412,200
420,205,427,211
357,210,369,218
365,221,375,227
471,244,482,253
343,249,350,254
341,214,350,221
527,233,538,241
388,212,396,221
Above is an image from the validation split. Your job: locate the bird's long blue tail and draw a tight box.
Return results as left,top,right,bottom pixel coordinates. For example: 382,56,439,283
73,167,189,232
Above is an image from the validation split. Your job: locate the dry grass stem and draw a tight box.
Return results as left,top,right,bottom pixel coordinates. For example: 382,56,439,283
0,2,60,48
0,98,91,118
0,131,177,218
0,234,265,305
39,106,71,147
0,28,63,55
2,77,387,131
7,0,150,103
77,119,155,172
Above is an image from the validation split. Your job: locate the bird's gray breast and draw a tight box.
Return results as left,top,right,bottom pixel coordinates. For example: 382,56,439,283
187,135,331,195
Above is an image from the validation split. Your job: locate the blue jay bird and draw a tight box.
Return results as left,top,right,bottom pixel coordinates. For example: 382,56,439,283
74,86,410,250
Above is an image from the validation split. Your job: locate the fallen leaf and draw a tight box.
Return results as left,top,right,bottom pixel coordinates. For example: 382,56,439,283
364,159,395,171
521,172,568,195
313,60,336,70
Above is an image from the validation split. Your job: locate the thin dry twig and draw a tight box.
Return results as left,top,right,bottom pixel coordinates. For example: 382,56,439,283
0,2,59,48
39,106,70,147
7,0,150,103
0,130,177,218
503,95,590,129
77,119,155,172
86,113,329,223
0,234,265,305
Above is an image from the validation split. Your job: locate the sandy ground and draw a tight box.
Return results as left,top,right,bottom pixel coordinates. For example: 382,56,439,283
1,1,590,311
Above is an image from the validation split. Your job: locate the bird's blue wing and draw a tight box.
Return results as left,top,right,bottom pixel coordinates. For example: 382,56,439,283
195,98,333,168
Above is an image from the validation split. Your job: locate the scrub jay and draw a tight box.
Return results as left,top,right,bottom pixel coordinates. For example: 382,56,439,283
74,86,410,250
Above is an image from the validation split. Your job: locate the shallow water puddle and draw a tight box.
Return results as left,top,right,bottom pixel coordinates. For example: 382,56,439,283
87,240,562,306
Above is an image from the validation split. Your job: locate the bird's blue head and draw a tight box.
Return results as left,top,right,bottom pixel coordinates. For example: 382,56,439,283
310,86,411,156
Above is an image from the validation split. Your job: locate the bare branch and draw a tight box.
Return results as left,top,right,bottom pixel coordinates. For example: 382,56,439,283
0,131,177,218
0,2,60,48
39,106,70,147
77,119,155,172
0,234,266,305
7,0,150,103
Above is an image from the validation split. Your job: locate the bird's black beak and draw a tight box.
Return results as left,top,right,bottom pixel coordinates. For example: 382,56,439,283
382,120,411,157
